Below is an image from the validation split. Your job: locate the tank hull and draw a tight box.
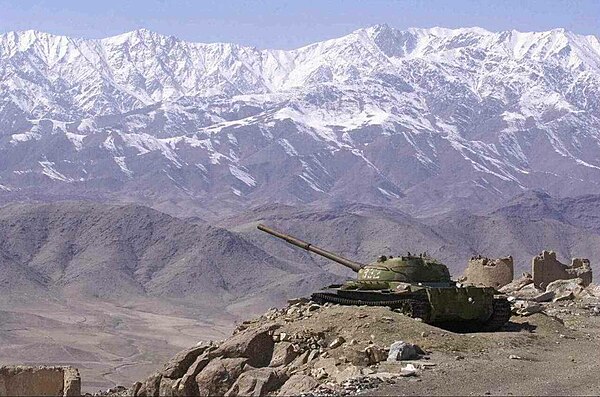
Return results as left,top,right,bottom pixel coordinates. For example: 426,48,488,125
311,284,511,331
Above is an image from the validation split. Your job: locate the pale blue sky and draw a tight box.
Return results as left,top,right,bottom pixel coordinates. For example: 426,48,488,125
0,0,597,48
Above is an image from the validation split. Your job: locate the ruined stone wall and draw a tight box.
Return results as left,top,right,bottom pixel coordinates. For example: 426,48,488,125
0,366,80,397
531,251,593,289
463,256,514,288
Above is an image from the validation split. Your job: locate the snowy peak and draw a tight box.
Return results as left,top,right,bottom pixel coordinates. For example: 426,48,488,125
1,25,600,216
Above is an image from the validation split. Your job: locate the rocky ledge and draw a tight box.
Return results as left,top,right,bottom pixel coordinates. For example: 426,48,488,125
98,282,600,397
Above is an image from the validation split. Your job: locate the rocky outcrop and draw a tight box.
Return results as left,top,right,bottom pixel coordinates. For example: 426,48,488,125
129,301,431,397
546,278,586,302
213,326,276,367
160,344,215,379
268,342,298,368
499,274,534,294
276,374,319,396
224,368,287,397
462,256,514,288
504,273,600,317
532,251,593,289
195,358,248,396
0,366,80,397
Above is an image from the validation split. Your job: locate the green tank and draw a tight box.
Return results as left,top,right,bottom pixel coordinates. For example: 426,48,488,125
258,224,511,331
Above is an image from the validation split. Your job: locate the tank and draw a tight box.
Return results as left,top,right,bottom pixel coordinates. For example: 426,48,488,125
258,224,511,331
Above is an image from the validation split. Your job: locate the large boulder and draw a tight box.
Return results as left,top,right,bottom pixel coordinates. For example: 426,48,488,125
546,278,585,302
332,365,363,383
176,351,213,396
160,344,214,379
508,283,544,300
134,372,162,397
285,350,312,372
214,326,277,368
158,377,179,397
195,357,248,397
224,367,288,397
499,275,534,294
387,341,423,361
277,374,319,396
531,291,555,303
269,342,298,368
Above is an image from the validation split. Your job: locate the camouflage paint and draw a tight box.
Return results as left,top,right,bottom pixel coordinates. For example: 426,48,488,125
426,286,495,322
357,256,451,283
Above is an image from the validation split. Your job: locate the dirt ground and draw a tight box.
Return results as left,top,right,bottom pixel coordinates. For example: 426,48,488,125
3,293,599,396
0,298,234,393
243,300,600,396
370,308,600,396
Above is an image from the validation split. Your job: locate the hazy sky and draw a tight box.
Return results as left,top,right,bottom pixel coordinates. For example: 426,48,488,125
1,0,597,48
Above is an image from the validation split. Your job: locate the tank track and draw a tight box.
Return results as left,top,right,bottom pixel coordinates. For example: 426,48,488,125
481,297,512,332
311,292,431,322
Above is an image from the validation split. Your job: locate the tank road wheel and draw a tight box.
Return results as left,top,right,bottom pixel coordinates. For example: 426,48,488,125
481,298,511,332
397,299,431,323
311,293,432,323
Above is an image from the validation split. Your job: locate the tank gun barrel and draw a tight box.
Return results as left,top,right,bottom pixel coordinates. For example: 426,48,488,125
257,224,364,272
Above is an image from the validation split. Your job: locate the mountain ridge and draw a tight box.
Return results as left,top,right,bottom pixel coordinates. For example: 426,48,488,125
1,24,600,217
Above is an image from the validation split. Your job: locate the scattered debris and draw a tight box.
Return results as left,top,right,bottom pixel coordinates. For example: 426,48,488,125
499,274,534,294
546,278,586,302
512,300,544,316
364,345,388,365
329,337,346,349
399,363,419,377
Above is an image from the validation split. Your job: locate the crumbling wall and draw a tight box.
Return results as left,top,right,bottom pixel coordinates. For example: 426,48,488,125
0,366,80,397
531,251,593,289
462,255,514,288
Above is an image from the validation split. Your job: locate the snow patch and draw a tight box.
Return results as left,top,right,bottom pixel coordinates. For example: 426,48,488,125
114,156,133,177
39,161,73,182
278,138,298,156
229,165,257,186
65,132,86,150
299,174,325,193
377,187,399,199
10,132,41,144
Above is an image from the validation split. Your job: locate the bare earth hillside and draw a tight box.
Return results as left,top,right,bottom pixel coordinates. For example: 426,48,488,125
0,201,339,390
0,197,599,392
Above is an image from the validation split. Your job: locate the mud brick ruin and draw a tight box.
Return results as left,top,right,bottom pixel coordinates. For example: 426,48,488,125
462,255,514,288
532,250,593,289
0,366,80,397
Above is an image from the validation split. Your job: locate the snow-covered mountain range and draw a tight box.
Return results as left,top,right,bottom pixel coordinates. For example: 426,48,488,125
1,24,600,217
